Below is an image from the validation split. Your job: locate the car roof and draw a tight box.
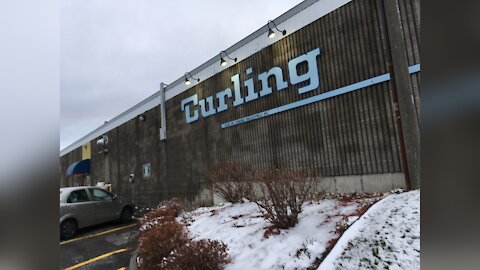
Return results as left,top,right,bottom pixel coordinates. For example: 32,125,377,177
60,186,97,192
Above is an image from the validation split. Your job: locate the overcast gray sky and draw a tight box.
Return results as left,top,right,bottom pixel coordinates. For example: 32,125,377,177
60,0,304,150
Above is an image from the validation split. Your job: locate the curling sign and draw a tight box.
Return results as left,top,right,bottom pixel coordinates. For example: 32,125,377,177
181,48,321,125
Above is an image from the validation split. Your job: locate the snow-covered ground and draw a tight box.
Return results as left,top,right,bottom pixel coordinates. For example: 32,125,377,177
318,190,420,270
177,190,419,270
179,196,379,270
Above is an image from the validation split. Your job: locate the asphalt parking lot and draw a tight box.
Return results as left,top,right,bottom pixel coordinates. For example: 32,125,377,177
60,221,139,270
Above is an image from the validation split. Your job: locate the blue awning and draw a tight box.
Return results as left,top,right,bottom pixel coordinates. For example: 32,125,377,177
66,159,91,176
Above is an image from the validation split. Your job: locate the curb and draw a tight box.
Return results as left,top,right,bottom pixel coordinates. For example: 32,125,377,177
129,248,139,270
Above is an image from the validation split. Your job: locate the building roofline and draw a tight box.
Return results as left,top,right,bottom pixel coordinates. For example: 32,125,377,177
61,0,351,157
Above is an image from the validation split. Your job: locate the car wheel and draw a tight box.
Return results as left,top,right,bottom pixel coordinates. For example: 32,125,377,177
60,219,77,240
120,206,133,223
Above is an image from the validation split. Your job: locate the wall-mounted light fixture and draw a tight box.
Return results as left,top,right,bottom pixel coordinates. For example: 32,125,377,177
138,113,146,121
96,135,109,154
184,72,200,86
267,20,286,38
219,51,237,66
128,173,135,183
97,135,108,146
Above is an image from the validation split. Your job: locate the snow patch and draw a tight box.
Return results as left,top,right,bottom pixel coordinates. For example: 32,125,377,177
318,190,420,270
180,199,368,270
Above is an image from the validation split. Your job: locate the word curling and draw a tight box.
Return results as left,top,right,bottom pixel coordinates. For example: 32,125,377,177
181,47,321,124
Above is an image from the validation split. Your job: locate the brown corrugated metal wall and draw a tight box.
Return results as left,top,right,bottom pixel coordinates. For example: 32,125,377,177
60,0,420,207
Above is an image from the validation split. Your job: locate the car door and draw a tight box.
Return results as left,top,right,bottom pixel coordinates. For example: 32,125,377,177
88,188,119,223
66,189,97,228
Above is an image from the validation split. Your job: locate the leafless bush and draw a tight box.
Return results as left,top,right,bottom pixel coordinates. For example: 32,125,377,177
139,198,184,227
251,167,317,229
138,199,230,270
138,221,189,270
139,207,176,226
160,239,230,270
158,197,185,214
207,161,254,203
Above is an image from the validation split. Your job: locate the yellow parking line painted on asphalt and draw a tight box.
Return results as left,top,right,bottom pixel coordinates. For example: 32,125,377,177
64,248,129,270
60,223,137,245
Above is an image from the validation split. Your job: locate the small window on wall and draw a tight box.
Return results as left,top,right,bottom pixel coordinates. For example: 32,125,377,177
143,163,151,178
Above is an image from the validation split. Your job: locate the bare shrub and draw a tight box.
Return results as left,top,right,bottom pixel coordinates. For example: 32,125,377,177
251,167,317,229
160,239,230,270
157,197,185,215
138,198,230,270
207,161,254,203
138,221,189,270
139,198,185,227
139,207,176,227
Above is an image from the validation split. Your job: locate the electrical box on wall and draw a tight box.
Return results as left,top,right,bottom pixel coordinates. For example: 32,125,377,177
143,163,151,178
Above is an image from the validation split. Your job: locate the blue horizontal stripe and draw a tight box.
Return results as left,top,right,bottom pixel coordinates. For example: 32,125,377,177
221,64,420,129
408,64,420,74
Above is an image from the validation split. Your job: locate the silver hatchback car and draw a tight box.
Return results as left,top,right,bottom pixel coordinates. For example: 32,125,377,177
60,186,134,239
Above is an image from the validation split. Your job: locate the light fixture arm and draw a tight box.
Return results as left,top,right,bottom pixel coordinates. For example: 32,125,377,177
185,72,200,82
220,51,237,62
267,20,286,35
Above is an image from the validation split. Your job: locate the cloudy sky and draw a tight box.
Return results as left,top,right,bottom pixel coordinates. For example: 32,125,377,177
60,0,304,150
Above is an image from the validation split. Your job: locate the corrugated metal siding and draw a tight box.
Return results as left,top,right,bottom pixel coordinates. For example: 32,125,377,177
167,0,403,183
60,0,420,207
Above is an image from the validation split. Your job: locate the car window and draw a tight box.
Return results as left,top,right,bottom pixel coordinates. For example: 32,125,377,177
89,188,112,201
67,190,90,203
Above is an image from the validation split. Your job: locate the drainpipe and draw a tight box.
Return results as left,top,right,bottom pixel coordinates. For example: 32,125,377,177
159,82,167,140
